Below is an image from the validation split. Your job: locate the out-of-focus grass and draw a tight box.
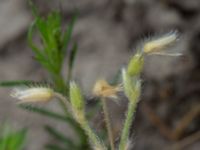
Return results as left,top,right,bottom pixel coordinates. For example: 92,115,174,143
0,124,27,150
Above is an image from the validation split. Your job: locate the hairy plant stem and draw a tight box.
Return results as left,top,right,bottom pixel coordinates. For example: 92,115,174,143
54,92,89,147
75,112,106,150
53,74,70,118
59,101,68,116
54,92,72,112
119,100,138,150
102,97,115,150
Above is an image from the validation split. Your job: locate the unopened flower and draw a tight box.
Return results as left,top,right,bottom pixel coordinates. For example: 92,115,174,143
93,79,121,98
69,81,85,112
143,31,182,56
11,87,54,104
127,53,144,76
122,68,141,102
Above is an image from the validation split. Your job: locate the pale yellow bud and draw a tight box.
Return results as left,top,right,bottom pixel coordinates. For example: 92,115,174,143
11,87,54,103
143,31,182,56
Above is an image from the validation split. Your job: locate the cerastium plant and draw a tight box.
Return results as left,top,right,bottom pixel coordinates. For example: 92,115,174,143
119,31,181,150
0,2,182,150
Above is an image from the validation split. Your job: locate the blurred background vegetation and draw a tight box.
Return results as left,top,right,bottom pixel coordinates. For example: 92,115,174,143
0,0,199,150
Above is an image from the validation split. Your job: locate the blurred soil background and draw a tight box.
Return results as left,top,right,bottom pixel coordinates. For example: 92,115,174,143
0,0,200,149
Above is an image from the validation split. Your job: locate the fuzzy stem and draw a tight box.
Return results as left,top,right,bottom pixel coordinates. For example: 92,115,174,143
102,97,115,150
54,92,72,112
119,100,138,150
51,74,70,116
54,92,90,148
77,113,106,150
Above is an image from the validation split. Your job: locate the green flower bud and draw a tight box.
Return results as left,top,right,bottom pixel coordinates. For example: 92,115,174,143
127,53,144,77
130,79,141,102
70,81,85,111
122,69,132,97
122,69,141,102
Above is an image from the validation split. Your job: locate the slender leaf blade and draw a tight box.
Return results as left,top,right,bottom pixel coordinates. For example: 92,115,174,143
19,104,68,122
68,43,78,70
67,43,78,83
62,13,77,54
0,80,35,87
44,125,76,148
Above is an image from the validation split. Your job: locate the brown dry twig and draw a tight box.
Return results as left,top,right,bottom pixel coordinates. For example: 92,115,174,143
165,130,200,150
142,103,200,141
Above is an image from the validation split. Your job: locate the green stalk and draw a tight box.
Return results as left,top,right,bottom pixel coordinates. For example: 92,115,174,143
80,116,106,150
102,98,115,150
52,73,68,95
119,100,138,150
52,73,69,115
119,52,143,150
54,92,89,148
54,92,71,112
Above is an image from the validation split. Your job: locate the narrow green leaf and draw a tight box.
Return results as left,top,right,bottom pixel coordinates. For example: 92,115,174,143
28,21,45,60
34,56,52,72
36,18,50,48
0,126,27,150
68,43,78,71
9,129,27,150
62,13,77,54
67,43,78,83
44,125,76,148
28,0,38,18
28,21,55,74
0,80,35,87
19,105,83,133
19,104,88,147
19,105,68,122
